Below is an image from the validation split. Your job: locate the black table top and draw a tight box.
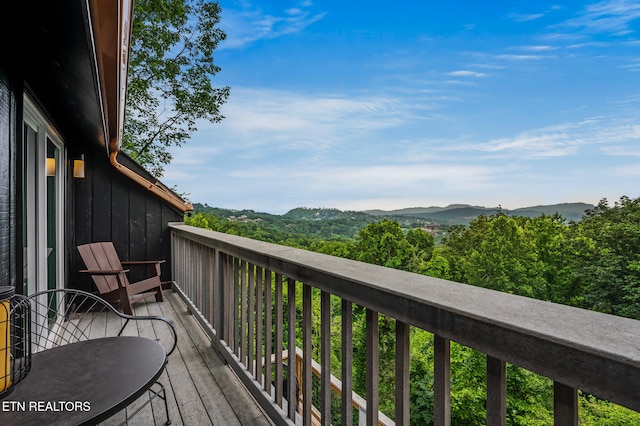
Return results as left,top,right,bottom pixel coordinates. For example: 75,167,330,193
0,336,167,425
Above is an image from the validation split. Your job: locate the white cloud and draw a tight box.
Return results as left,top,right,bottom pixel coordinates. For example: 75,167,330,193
220,2,326,49
566,41,609,49
509,13,545,23
190,87,426,155
443,118,640,160
514,45,558,52
563,0,640,35
496,54,550,61
472,133,580,158
447,70,487,77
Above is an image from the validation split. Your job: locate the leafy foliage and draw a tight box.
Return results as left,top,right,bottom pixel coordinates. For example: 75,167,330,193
567,196,640,319
124,0,230,177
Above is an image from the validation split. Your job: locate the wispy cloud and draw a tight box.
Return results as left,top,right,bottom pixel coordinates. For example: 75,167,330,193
447,70,487,77
508,5,564,23
513,45,558,52
509,13,545,23
455,118,640,159
218,87,411,143
471,133,580,158
566,41,610,49
165,86,433,175
496,54,550,61
220,2,326,49
562,0,640,36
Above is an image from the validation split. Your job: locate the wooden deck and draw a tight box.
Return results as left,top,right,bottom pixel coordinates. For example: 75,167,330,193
100,289,274,426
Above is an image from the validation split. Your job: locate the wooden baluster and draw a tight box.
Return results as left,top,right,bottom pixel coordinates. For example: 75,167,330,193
264,269,273,395
396,320,410,425
321,291,331,426
434,335,451,426
256,267,263,379
247,264,255,378
287,278,297,420
342,300,353,426
275,273,284,406
302,284,312,426
366,309,379,426
486,356,506,426
554,382,578,426
239,260,247,366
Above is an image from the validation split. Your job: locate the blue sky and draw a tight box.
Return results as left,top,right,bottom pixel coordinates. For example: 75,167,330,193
163,0,640,214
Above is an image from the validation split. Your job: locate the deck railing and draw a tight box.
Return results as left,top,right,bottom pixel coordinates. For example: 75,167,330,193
169,223,640,426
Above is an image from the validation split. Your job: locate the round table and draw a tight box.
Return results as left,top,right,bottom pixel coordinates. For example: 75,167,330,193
0,336,167,425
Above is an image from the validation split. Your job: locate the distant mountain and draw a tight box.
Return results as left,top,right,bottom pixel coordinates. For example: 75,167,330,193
510,203,595,221
283,207,371,221
192,202,595,233
365,204,492,216
364,202,594,224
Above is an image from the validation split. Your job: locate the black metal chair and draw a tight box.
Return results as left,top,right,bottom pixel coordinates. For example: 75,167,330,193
15,288,177,425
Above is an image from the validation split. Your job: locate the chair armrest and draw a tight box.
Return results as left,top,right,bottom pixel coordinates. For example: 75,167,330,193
121,260,166,266
122,315,178,356
27,288,178,356
80,269,129,275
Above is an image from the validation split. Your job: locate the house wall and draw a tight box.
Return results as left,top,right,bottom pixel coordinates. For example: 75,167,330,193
71,142,183,292
0,64,20,291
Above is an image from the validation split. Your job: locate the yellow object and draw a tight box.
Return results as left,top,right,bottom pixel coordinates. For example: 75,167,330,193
0,299,10,392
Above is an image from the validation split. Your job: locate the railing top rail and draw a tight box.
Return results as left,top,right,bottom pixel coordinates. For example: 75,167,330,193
170,222,640,411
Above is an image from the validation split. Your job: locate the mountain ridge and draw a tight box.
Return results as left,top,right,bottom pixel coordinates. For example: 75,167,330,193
193,202,595,227
364,202,594,224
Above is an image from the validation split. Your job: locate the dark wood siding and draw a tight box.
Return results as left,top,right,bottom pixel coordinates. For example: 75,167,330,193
71,143,183,292
0,64,20,291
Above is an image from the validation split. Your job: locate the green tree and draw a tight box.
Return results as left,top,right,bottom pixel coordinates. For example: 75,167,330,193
354,220,414,271
185,212,215,229
124,0,230,177
442,214,546,297
422,247,451,279
406,228,435,273
522,214,578,304
567,196,640,319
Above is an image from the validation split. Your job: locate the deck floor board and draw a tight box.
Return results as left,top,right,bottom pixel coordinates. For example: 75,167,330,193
99,290,273,426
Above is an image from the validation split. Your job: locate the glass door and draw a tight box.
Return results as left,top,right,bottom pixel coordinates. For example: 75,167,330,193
22,96,65,298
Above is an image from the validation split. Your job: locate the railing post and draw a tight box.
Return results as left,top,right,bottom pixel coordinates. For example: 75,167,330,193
486,356,506,426
287,277,297,421
366,309,379,426
248,265,255,377
320,290,332,426
230,258,239,353
302,284,312,426
554,381,578,426
434,335,451,426
275,274,284,406
170,231,176,284
256,267,264,380
213,249,224,347
240,260,247,365
396,320,410,426
264,269,273,396
342,300,353,426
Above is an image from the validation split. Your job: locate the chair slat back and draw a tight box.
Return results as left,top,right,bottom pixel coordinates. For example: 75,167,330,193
77,242,129,293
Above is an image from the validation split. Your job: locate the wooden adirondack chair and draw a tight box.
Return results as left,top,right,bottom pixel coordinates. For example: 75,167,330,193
77,242,165,315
